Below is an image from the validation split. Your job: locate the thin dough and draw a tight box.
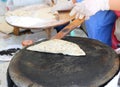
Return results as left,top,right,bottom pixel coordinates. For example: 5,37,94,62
6,5,55,20
27,39,86,56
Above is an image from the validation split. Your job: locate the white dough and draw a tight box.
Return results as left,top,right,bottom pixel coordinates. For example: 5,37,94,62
6,6,55,20
5,4,56,27
27,39,86,56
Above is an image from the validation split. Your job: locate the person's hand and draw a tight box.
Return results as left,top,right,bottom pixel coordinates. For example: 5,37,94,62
51,0,74,12
69,0,110,20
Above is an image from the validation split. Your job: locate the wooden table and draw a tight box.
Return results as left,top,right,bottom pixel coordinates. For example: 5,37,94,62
5,4,74,38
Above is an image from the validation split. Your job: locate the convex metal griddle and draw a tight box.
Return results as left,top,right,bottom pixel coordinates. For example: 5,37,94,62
8,36,119,87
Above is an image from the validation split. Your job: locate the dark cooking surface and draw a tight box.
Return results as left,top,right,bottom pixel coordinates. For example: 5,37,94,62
9,37,119,87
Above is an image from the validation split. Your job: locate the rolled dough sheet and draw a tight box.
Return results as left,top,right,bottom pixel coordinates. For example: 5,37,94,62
27,39,86,56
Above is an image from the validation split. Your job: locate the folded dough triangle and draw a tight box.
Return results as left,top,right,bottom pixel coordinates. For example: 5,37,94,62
27,39,86,56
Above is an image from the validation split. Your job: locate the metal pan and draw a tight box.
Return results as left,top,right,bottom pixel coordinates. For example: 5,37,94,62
8,36,119,87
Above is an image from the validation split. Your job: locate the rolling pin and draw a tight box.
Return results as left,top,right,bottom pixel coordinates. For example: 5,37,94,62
51,18,85,39
22,18,85,46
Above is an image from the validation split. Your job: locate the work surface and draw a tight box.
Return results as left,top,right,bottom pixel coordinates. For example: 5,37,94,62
5,4,74,29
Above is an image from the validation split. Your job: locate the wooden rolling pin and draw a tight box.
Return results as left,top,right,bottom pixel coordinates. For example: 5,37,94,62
51,18,85,39
22,18,84,46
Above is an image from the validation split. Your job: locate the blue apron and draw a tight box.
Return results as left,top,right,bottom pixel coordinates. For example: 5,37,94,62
85,11,116,46
76,0,116,46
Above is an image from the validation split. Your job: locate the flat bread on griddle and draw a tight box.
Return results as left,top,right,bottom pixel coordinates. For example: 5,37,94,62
27,39,86,56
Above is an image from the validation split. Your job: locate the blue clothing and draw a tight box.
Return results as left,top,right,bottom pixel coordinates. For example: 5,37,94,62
76,0,116,46
55,22,69,32
85,11,116,46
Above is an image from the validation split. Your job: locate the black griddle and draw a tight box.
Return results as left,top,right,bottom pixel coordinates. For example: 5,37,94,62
8,36,120,87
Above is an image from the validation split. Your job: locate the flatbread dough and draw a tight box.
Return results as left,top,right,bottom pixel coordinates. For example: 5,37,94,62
27,39,86,56
5,5,55,20
5,4,57,27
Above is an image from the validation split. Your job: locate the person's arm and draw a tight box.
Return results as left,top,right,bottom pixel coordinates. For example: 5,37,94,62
72,0,76,4
70,0,120,20
73,0,120,10
109,0,120,10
